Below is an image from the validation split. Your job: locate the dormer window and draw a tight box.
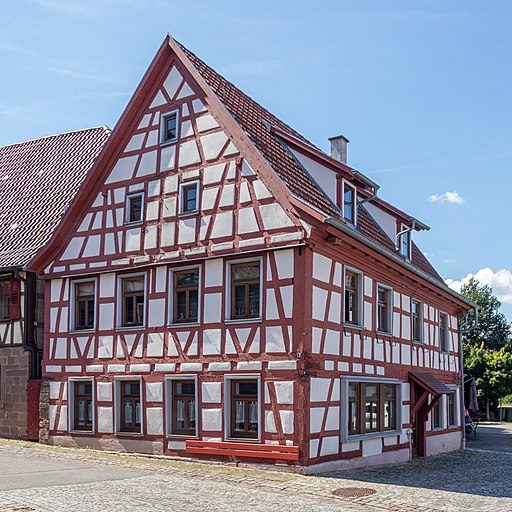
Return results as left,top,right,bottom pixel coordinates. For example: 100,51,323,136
399,225,411,259
161,110,179,144
343,181,356,224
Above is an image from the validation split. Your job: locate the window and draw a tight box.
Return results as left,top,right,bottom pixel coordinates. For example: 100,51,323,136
432,399,441,429
447,392,456,426
0,280,10,321
343,181,356,224
126,193,144,224
74,281,95,330
377,285,391,333
399,226,411,259
346,381,399,436
161,111,178,143
179,181,199,214
344,270,361,325
72,381,93,432
121,276,145,327
170,380,196,436
230,379,259,438
119,380,141,433
230,261,261,320
412,300,422,342
439,313,449,353
173,269,199,323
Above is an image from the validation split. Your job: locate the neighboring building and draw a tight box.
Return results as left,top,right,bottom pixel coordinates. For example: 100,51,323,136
0,127,110,439
29,37,473,469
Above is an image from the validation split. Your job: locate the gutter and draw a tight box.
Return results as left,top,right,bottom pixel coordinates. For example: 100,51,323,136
325,217,476,309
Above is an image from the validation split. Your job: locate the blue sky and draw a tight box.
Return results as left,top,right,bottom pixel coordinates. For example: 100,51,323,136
3,1,512,318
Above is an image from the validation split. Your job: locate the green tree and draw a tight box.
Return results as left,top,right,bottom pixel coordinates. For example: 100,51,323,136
460,277,512,418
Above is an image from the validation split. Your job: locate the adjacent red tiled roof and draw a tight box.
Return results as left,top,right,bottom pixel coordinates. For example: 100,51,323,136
0,127,110,268
178,42,444,283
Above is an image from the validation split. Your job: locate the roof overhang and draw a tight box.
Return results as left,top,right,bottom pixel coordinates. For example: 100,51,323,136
409,371,455,396
325,216,475,310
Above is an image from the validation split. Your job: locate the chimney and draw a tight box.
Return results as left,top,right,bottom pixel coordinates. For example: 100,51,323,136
328,135,349,164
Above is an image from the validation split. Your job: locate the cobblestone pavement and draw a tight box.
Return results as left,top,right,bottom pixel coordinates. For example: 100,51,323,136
0,434,510,512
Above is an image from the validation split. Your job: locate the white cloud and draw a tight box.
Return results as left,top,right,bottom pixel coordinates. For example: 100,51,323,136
428,191,465,204
446,267,512,304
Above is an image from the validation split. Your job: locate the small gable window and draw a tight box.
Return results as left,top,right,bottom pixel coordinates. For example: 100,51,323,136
161,110,179,144
398,225,411,259
343,181,356,224
74,281,95,330
179,181,199,214
126,192,144,224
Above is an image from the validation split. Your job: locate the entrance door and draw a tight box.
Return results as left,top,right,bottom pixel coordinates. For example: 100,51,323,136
411,384,426,457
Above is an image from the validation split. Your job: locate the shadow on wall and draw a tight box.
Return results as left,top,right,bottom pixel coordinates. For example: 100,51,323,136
319,424,512,499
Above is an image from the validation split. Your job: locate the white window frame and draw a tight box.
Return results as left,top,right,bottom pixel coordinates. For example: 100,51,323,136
125,191,145,225
178,179,200,216
70,277,97,332
376,283,393,335
429,394,445,431
165,375,199,438
342,179,357,225
168,265,202,327
68,377,95,434
446,385,459,427
224,374,262,442
340,376,403,442
114,377,143,435
439,311,449,353
160,109,180,145
225,256,263,323
411,298,423,343
343,266,364,328
116,272,147,330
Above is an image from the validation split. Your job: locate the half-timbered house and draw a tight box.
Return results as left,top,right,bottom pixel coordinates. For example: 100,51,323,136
29,37,473,470
0,127,110,439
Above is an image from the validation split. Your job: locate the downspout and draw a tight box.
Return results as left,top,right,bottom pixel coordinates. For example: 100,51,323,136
395,219,416,251
15,268,41,380
357,184,380,207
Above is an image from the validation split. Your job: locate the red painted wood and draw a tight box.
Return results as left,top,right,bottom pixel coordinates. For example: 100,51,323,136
26,379,41,441
185,440,299,461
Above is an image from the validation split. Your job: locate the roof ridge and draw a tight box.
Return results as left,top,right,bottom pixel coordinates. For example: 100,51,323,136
0,125,111,151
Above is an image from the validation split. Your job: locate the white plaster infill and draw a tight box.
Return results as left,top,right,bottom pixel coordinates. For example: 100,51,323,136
208,362,231,371
236,361,262,371
180,363,203,372
154,363,176,373
267,361,297,370
129,364,151,373
108,364,126,373
86,365,104,373
45,365,61,373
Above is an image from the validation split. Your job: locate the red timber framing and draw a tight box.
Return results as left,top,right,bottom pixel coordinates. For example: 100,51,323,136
27,35,473,469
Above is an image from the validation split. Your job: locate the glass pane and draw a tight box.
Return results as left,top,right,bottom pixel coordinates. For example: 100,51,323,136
176,399,185,428
248,283,260,316
125,296,133,324
248,401,258,431
188,400,196,428
177,382,195,395
87,400,92,425
124,278,144,292
349,402,358,432
349,384,359,398
166,114,177,139
234,401,245,430
234,285,246,316
78,301,86,327
124,400,132,426
384,385,396,398
136,296,144,324
176,291,187,321
183,186,197,211
365,385,378,399
77,283,94,296
135,401,141,426
77,399,85,425
87,300,94,327
189,290,198,321
233,264,259,281
176,271,199,287
130,196,142,222
236,381,257,396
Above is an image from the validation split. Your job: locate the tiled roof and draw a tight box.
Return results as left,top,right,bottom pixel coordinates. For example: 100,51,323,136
178,42,444,283
0,127,110,268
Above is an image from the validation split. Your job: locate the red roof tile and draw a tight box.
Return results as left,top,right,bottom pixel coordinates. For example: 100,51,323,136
0,127,110,268
177,42,443,283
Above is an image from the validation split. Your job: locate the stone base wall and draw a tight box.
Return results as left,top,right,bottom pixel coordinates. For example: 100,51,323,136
0,345,30,439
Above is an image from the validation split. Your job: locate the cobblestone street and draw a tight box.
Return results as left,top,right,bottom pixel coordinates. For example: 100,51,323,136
0,425,511,512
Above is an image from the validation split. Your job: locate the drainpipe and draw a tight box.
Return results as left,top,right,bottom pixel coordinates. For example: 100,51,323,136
357,184,380,207
395,219,416,251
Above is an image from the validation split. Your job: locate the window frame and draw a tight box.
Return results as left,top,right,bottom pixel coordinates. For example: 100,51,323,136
68,377,95,434
224,375,261,442
411,299,423,343
376,284,392,335
165,375,198,438
439,312,449,353
398,224,412,260
343,267,363,327
117,273,146,330
160,109,180,145
179,180,200,216
342,179,357,225
125,192,145,225
225,257,263,323
447,386,458,427
169,265,201,327
0,279,10,322
70,278,97,332
340,376,402,442
114,377,143,435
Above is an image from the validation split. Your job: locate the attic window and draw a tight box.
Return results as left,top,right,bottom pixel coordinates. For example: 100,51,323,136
179,180,199,214
161,110,179,144
126,193,144,224
343,181,356,224
399,225,411,259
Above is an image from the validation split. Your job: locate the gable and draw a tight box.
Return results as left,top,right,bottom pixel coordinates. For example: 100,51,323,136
44,52,304,277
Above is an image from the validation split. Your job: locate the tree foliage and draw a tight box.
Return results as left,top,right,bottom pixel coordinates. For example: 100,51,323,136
460,277,512,416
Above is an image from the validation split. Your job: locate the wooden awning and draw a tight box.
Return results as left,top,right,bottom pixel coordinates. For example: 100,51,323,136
409,371,455,396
